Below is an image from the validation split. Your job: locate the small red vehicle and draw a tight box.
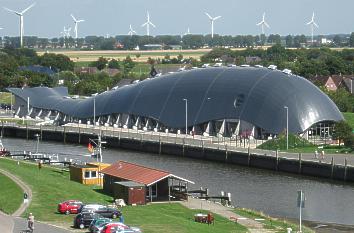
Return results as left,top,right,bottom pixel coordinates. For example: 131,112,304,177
58,200,83,215
101,222,130,233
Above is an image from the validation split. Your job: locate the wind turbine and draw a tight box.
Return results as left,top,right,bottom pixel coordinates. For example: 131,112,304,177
256,12,270,34
3,2,36,47
306,12,319,44
128,24,137,36
184,27,191,35
205,12,221,38
141,11,155,36
71,14,85,39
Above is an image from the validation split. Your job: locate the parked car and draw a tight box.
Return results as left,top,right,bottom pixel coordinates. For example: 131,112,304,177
89,218,112,233
57,200,83,215
100,222,130,233
74,212,102,229
79,204,106,213
94,206,122,219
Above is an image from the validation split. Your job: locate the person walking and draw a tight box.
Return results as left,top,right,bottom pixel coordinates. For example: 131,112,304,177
321,150,325,160
314,150,318,159
27,212,34,232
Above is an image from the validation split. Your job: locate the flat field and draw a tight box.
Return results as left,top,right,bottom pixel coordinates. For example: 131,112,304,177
37,49,210,63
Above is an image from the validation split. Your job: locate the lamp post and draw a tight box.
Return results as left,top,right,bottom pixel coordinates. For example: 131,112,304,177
284,106,289,150
93,96,96,126
182,98,188,136
27,97,30,116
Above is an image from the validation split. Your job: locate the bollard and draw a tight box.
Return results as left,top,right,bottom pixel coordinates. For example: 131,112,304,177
331,157,334,179
298,153,302,174
286,228,292,233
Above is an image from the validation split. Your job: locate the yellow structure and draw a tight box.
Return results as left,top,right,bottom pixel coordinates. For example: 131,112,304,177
69,162,110,186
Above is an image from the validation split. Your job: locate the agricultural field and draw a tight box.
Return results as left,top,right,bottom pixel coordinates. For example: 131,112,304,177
38,49,209,63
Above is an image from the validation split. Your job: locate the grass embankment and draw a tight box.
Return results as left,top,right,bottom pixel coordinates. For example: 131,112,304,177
234,208,313,233
258,133,353,154
0,92,14,105
0,173,23,214
0,158,246,232
343,112,354,129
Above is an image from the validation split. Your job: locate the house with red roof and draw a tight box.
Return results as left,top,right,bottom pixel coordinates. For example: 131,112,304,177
100,161,194,204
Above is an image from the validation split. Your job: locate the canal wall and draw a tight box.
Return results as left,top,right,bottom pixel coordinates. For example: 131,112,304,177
3,125,354,183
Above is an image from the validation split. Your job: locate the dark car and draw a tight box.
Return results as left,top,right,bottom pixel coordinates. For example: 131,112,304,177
74,212,102,229
94,207,122,219
89,217,112,233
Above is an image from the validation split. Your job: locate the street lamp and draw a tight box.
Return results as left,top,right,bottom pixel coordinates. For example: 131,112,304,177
27,97,30,116
284,106,288,150
93,96,96,126
182,98,188,135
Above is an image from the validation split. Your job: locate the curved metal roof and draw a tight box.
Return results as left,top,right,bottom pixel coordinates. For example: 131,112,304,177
9,67,344,134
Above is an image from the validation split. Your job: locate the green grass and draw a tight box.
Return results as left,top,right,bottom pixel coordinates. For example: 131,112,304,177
0,172,23,214
343,112,354,129
0,158,247,232
257,133,314,151
234,208,314,233
0,92,14,105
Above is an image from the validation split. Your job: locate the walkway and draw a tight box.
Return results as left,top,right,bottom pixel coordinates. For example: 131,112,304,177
0,167,71,233
180,197,274,233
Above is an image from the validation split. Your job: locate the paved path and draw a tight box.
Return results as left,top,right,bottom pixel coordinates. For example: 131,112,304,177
180,197,274,233
0,166,72,233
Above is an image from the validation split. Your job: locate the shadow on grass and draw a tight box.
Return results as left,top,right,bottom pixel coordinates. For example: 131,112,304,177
92,188,114,203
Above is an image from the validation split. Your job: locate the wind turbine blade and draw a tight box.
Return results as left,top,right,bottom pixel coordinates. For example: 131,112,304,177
314,22,319,28
263,12,266,20
21,2,36,14
264,22,270,28
141,22,148,27
306,20,312,25
213,16,222,20
205,12,212,20
149,22,156,28
77,20,85,23
0,27,3,30
71,14,77,22
3,7,20,15
132,30,137,34
256,21,263,26
312,12,315,21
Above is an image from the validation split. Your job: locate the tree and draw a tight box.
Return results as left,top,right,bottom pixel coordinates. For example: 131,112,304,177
349,32,354,47
333,121,353,147
90,57,108,70
122,56,135,77
108,59,120,69
39,53,74,71
285,35,293,48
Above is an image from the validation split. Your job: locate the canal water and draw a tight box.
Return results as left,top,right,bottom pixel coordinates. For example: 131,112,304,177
4,137,354,226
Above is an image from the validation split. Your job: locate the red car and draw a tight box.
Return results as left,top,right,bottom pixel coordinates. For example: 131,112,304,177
58,200,83,215
101,222,130,233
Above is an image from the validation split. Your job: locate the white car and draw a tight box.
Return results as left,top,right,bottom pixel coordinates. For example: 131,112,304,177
80,204,106,213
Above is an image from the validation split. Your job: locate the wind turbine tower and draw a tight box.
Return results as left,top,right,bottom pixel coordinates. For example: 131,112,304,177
4,2,36,47
128,24,137,36
306,12,319,44
205,12,221,38
256,12,270,34
184,27,191,35
71,14,85,39
141,11,155,36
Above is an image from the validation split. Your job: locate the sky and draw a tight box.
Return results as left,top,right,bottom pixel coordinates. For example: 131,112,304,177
0,0,353,38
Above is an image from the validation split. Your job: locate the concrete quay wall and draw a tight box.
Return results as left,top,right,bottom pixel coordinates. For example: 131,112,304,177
3,125,354,183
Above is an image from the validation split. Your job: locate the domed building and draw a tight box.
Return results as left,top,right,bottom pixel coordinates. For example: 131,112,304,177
9,66,343,140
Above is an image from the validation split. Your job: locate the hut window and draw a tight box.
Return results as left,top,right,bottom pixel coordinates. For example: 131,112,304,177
91,171,97,178
84,171,90,178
